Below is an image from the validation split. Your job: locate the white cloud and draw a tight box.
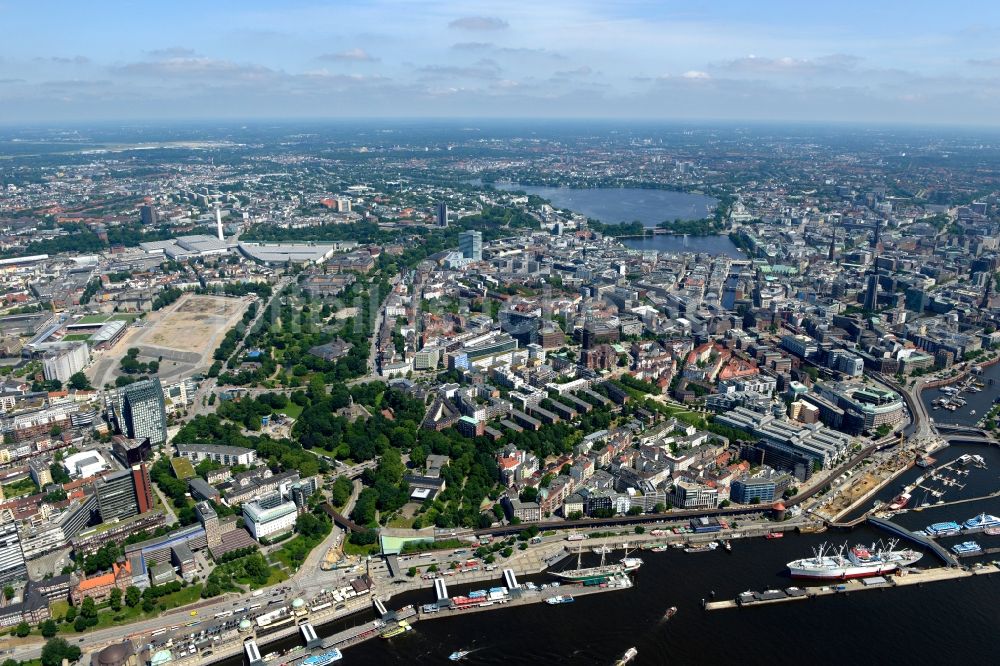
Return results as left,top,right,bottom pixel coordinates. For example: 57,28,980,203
682,70,710,79
146,47,198,59
448,16,509,31
318,48,379,63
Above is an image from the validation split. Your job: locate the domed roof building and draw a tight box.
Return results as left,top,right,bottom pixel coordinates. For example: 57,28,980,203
91,641,137,666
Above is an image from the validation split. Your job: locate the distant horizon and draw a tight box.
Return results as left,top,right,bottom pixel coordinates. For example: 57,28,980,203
2,1,999,126
4,117,1000,133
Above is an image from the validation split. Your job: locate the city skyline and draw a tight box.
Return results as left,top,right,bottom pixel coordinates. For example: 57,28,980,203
2,1,1000,125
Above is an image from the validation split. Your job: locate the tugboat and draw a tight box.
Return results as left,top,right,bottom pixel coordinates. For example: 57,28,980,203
663,606,678,621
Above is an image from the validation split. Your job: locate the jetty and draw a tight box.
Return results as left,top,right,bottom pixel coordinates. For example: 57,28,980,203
704,563,1000,610
868,516,958,566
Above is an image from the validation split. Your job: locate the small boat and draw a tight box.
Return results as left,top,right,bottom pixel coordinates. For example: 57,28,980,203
302,649,343,666
449,650,471,662
684,542,719,553
663,606,678,621
952,541,982,555
722,540,732,552
765,532,784,539
615,647,638,666
545,595,575,605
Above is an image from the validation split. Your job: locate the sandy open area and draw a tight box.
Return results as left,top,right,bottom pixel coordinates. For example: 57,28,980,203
145,294,245,357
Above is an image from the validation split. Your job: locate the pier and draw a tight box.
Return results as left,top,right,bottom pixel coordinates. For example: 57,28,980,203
434,577,449,601
907,490,1000,512
317,607,418,652
704,563,1000,611
868,516,958,565
372,596,388,617
418,578,632,622
299,622,320,648
503,568,520,589
244,639,264,666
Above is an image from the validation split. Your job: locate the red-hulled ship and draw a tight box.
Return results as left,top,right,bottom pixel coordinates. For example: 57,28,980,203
887,492,911,511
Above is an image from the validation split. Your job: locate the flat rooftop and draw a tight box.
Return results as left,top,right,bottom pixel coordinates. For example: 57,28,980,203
238,242,336,265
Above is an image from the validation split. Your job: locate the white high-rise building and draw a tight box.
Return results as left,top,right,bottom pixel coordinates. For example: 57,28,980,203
0,519,27,585
42,342,89,383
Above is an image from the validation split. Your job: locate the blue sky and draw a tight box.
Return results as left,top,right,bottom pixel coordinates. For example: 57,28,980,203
1,0,999,124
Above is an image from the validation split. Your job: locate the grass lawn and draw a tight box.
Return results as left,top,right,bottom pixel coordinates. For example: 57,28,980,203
386,515,414,529
77,313,140,324
61,333,92,342
272,534,322,571
49,599,70,620
156,583,204,609
342,541,380,557
265,568,288,586
170,457,196,479
2,478,38,499
278,402,303,419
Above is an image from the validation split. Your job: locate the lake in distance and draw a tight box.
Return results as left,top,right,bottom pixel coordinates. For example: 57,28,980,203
488,183,741,257
489,183,717,227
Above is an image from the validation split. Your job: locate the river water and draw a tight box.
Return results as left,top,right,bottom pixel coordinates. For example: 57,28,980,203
225,445,1000,665
488,183,717,227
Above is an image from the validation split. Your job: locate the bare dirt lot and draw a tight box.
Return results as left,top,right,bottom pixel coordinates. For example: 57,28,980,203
90,293,250,386
145,295,245,357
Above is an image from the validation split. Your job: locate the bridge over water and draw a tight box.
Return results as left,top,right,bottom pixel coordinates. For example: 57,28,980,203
868,516,958,566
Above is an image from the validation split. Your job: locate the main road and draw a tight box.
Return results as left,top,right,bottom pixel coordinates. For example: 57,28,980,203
8,499,350,663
